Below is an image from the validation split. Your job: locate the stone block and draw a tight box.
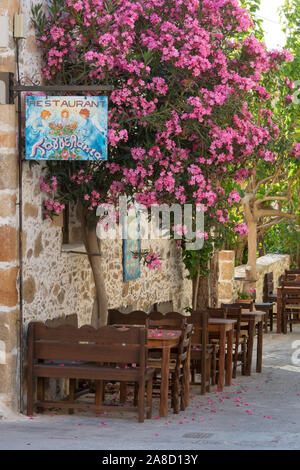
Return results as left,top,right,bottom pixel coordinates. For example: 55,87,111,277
0,266,18,307
0,153,18,190
23,276,36,304
24,202,38,219
0,225,17,262
218,282,233,301
219,261,235,281
218,250,235,262
0,192,16,217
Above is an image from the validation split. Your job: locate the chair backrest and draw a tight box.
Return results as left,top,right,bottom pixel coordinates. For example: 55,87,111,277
146,316,186,330
263,272,274,301
282,281,300,288
108,309,148,326
189,311,209,347
281,286,300,305
206,307,227,318
221,304,243,334
285,269,300,275
146,313,186,330
27,322,148,369
230,301,254,311
177,323,194,366
284,274,300,281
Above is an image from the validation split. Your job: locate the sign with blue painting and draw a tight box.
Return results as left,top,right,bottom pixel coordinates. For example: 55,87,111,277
25,96,108,160
123,207,141,282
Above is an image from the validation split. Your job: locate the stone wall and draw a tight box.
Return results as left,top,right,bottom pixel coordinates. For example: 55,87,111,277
0,0,192,416
234,254,290,302
216,251,235,306
0,0,20,415
216,251,290,305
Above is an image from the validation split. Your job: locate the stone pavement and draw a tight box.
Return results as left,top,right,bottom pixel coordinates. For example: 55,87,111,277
0,327,299,450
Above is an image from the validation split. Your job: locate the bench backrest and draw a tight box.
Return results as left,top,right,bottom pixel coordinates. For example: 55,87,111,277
108,309,148,326
27,322,147,368
146,311,187,330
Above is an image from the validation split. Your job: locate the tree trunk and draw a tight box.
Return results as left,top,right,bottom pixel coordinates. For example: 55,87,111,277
79,204,108,327
245,220,257,294
195,275,209,310
236,237,247,266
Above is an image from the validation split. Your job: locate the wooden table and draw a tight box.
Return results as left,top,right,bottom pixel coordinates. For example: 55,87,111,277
277,286,300,334
208,318,236,391
147,329,182,418
241,311,265,375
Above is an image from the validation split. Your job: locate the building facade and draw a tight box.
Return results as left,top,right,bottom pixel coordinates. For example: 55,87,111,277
0,0,192,416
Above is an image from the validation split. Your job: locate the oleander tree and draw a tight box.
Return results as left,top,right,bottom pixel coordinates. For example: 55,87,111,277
224,0,300,284
31,0,297,324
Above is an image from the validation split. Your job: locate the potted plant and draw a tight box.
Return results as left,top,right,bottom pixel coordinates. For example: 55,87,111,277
236,288,256,302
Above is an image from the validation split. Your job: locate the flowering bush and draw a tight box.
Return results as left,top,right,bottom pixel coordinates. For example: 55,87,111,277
31,0,297,318
32,0,294,226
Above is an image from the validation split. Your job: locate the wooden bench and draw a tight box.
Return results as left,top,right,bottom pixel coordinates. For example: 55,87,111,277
27,322,155,422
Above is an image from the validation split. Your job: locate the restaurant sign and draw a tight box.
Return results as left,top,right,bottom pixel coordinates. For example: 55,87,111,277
25,96,108,160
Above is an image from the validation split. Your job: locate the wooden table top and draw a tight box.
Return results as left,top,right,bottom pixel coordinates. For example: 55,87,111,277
208,318,237,324
147,329,182,348
208,318,236,332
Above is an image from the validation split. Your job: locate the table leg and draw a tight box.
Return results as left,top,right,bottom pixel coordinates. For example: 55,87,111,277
225,328,233,386
160,347,170,418
218,326,226,391
277,290,282,334
246,319,255,376
256,320,263,373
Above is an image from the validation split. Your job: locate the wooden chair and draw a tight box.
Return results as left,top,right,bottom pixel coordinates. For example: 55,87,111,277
206,307,227,318
147,323,194,413
263,272,277,303
233,300,254,311
189,311,216,394
221,304,248,377
254,302,274,332
281,284,300,333
27,322,155,422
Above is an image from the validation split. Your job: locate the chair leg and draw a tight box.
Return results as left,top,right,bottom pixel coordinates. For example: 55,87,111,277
146,379,153,419
206,357,211,392
232,344,238,379
137,380,145,423
120,382,127,404
173,372,179,414
134,383,138,406
95,380,103,413
242,341,247,375
211,348,217,386
270,309,273,331
68,379,76,415
37,377,45,413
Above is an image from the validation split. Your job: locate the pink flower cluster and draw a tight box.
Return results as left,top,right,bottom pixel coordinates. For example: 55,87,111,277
34,0,296,248
44,199,65,219
145,253,162,270
234,222,249,236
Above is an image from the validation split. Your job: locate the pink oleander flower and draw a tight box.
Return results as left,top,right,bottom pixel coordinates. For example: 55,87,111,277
228,190,241,206
234,223,249,236
145,253,162,270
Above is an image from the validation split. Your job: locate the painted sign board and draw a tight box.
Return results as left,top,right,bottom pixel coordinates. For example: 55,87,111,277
25,95,108,160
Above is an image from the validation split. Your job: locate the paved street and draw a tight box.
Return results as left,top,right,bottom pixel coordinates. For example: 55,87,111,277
0,328,299,450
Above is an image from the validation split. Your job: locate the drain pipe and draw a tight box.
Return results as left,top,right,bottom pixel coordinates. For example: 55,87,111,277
15,35,24,414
